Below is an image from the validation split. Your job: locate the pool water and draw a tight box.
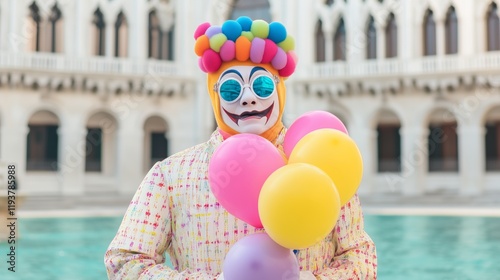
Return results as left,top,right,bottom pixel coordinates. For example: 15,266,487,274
1,215,499,280
367,215,500,280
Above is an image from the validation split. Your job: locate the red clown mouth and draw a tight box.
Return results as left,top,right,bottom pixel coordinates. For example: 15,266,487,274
223,103,275,125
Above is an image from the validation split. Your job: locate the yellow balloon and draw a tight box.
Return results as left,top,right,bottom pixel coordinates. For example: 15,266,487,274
288,129,363,206
258,163,340,249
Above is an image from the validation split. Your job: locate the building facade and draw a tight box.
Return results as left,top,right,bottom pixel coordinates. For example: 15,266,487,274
0,0,499,197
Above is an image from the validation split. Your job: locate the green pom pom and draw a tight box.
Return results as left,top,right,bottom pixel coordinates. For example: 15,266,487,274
278,35,295,52
240,31,255,41
251,20,270,39
209,33,227,52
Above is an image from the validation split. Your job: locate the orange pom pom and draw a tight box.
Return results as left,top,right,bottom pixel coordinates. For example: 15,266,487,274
194,35,210,57
235,36,251,62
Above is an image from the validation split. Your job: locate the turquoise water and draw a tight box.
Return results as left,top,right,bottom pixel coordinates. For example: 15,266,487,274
1,215,499,280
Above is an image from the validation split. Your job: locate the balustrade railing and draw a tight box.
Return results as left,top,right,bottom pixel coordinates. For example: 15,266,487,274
4,51,500,81
310,52,500,79
0,51,180,77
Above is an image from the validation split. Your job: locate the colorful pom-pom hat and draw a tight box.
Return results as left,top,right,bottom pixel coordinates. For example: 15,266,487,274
194,17,297,141
194,16,297,77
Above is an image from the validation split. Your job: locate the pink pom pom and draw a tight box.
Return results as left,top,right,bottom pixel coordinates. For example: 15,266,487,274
194,22,211,39
220,40,236,62
250,38,266,64
278,52,296,77
289,50,298,64
198,57,207,72
261,39,278,64
271,47,287,70
202,49,222,73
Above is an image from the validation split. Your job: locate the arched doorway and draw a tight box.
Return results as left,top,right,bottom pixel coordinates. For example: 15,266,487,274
427,108,458,172
26,110,60,171
143,116,169,171
85,112,118,175
375,109,401,172
484,106,500,171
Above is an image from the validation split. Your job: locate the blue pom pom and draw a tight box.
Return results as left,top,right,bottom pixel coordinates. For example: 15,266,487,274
268,22,287,43
236,16,253,31
222,20,242,41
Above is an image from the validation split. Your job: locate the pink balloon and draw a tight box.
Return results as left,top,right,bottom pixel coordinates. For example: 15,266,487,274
283,111,348,158
209,133,285,228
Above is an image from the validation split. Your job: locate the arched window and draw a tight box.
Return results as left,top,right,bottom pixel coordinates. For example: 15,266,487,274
115,11,128,57
230,0,272,22
367,16,377,59
334,18,346,61
385,13,397,58
445,6,458,54
48,4,63,53
165,26,175,60
423,9,436,56
487,2,500,51
28,2,42,52
92,8,106,56
315,19,325,62
148,10,175,60
148,10,161,59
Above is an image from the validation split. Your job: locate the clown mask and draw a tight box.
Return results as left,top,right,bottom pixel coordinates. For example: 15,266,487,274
215,65,280,135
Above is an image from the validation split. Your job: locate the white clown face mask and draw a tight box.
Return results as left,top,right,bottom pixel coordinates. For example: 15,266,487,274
215,65,280,135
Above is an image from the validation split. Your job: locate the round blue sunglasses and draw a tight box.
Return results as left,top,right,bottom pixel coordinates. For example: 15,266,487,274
214,75,279,103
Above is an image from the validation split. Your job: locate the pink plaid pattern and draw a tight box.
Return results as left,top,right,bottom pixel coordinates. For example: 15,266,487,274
105,130,377,279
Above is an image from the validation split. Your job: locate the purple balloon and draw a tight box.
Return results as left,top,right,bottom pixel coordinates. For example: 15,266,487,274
223,233,300,280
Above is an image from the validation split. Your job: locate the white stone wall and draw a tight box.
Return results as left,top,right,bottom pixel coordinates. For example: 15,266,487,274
0,86,199,195
283,0,500,195
0,0,499,197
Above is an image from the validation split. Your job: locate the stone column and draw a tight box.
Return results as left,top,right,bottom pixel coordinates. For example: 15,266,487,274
0,2,9,50
436,19,445,56
0,118,28,185
457,125,484,195
377,26,385,59
106,18,113,57
131,0,146,59
396,126,427,195
325,32,333,62
346,0,362,62
349,126,376,195
460,0,474,56
7,0,19,52
57,124,87,195
400,0,413,60
74,0,84,56
116,118,144,194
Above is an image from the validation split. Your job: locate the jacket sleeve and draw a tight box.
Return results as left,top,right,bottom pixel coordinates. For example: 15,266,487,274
315,195,377,280
104,162,219,280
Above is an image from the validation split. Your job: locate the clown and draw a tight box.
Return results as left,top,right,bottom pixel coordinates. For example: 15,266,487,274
105,17,377,280
215,65,280,135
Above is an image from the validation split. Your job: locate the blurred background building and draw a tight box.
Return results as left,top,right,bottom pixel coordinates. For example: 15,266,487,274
0,0,499,199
